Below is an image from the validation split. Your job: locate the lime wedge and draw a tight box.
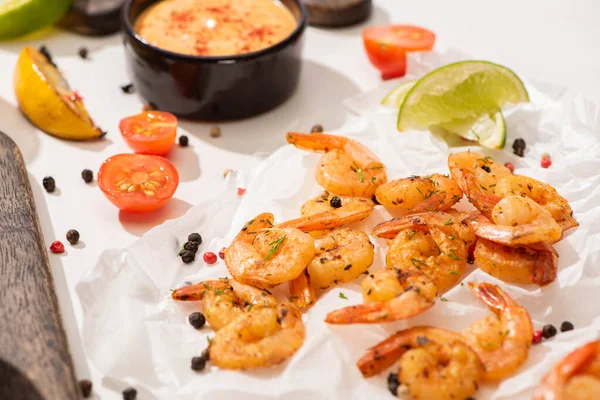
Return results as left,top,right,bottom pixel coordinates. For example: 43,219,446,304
0,0,72,39
381,80,416,108
438,111,506,149
397,60,528,131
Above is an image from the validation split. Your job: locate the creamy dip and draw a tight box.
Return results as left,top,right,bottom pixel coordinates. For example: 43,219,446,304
135,0,297,56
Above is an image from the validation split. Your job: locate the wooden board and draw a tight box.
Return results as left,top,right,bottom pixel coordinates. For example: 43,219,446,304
0,132,80,399
302,0,372,27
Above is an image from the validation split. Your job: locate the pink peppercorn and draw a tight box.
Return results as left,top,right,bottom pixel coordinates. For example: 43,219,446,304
203,252,217,265
237,188,246,195
218,247,226,260
532,330,543,344
50,240,65,254
541,154,552,168
504,162,514,173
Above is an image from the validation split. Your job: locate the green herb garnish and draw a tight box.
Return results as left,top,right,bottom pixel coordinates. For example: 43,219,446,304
265,234,286,261
339,292,348,300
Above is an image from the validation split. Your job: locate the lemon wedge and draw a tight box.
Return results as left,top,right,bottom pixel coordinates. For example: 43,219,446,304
13,46,103,141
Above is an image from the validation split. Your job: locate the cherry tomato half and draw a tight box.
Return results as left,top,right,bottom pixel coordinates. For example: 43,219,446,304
119,111,177,155
362,25,436,80
98,154,179,213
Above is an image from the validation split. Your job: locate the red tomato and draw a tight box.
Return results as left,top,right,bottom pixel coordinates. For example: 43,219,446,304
98,154,179,213
362,25,436,80
119,111,177,155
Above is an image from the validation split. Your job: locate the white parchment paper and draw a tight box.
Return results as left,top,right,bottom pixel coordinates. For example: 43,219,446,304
77,51,600,399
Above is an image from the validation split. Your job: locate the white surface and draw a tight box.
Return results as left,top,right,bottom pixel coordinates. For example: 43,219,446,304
0,1,599,398
77,50,600,400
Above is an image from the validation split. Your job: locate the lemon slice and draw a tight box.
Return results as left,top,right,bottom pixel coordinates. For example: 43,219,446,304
397,60,528,131
14,46,103,141
0,0,72,39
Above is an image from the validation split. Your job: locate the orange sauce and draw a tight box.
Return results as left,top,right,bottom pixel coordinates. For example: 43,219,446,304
135,0,297,56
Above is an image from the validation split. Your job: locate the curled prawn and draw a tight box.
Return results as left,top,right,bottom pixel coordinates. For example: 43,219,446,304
325,268,436,324
374,173,463,212
225,213,315,288
474,238,558,286
448,151,511,219
357,326,483,400
286,132,387,197
172,278,277,330
375,212,470,292
209,302,305,370
461,282,533,381
534,340,600,400
470,196,562,246
495,174,578,232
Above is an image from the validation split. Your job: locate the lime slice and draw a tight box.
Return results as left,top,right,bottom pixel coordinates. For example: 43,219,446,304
397,60,528,131
381,80,416,108
0,0,72,39
437,111,506,149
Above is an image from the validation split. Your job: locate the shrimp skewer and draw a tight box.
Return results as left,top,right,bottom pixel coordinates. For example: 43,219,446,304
375,174,463,212
461,282,533,381
286,132,387,197
225,213,315,288
357,326,483,400
172,279,277,331
534,340,600,400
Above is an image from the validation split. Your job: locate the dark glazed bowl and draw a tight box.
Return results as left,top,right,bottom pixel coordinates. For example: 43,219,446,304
123,0,307,120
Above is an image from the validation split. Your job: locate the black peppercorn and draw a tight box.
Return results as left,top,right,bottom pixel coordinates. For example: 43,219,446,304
188,312,206,329
184,241,199,253
120,83,135,94
481,165,491,173
542,324,557,339
191,356,207,371
81,169,93,183
387,373,400,396
311,124,323,133
66,229,80,245
78,48,88,59
201,347,210,361
43,176,56,193
179,135,189,147
560,321,574,332
79,379,92,398
330,196,342,209
122,387,137,400
512,138,526,157
180,250,195,264
188,233,202,243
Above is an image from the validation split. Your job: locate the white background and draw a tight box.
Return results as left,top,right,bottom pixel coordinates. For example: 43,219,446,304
0,0,599,398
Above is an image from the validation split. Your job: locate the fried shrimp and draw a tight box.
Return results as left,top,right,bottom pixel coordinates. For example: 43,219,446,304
495,174,578,232
325,269,436,324
288,270,316,308
448,152,512,218
534,340,600,400
225,213,315,288
286,132,387,197
375,212,469,292
374,173,463,212
172,279,277,331
209,302,305,370
474,238,558,286
461,282,533,381
471,196,562,246
357,326,483,400
279,192,374,234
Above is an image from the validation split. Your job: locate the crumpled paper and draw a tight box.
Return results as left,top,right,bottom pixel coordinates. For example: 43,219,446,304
77,50,600,399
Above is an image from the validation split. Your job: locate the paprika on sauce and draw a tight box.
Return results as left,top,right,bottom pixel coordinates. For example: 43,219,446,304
135,0,297,57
